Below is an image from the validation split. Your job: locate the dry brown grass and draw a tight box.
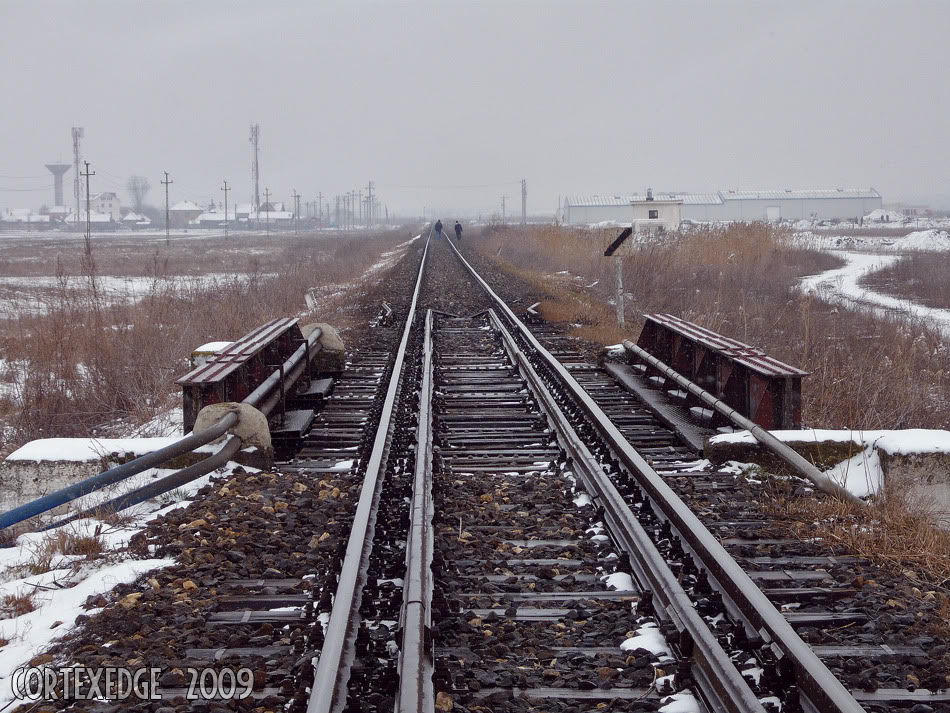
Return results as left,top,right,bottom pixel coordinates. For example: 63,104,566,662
764,476,950,587
861,250,950,309
0,229,412,448
18,529,107,576
472,223,950,429
1,592,36,617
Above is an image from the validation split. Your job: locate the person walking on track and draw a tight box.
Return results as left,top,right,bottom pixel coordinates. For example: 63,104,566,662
454,221,463,241
434,219,443,238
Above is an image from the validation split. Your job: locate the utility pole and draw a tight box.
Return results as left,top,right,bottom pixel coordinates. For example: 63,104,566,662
318,192,323,229
366,181,375,226
249,124,260,213
292,189,300,236
521,178,527,225
335,196,340,229
161,171,173,245
221,180,231,239
263,187,271,236
501,195,507,223
80,161,95,256
358,190,363,226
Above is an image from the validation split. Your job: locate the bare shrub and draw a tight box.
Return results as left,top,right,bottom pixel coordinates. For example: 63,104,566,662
861,251,950,309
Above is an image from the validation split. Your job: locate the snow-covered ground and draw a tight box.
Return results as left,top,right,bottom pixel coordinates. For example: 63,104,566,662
0,457,248,709
710,428,950,498
800,251,950,339
794,214,950,232
0,272,278,319
793,229,950,252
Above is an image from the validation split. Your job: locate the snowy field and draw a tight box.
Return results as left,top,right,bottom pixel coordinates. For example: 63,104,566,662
793,228,950,252
0,272,279,319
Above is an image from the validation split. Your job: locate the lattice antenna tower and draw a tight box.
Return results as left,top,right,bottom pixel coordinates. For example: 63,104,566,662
249,124,260,213
71,127,84,221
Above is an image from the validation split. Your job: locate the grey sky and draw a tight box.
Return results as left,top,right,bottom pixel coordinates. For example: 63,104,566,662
2,1,948,216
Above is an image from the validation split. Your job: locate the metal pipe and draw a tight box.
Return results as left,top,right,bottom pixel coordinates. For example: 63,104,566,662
0,411,238,530
1,326,322,531
42,436,242,530
622,340,865,507
396,309,435,713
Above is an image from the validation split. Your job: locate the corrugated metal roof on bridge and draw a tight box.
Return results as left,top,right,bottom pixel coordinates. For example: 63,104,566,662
720,188,881,201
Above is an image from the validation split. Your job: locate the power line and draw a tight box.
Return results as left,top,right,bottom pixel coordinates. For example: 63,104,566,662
0,185,55,192
377,180,521,190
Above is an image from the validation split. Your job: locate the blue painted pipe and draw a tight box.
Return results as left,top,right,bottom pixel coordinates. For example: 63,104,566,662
0,411,237,530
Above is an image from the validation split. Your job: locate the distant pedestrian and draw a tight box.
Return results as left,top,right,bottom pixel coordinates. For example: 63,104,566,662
454,221,463,241
434,219,443,238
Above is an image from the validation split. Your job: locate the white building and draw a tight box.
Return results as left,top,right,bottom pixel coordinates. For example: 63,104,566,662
248,210,294,228
562,188,883,225
195,210,237,228
89,192,121,220
631,190,682,231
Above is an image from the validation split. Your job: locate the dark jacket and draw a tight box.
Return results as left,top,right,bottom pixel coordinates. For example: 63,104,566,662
454,222,463,235
434,220,443,233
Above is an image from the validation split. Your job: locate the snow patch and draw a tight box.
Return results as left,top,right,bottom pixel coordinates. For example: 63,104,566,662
6,436,182,463
620,623,670,656
602,571,635,591
710,428,950,456
659,692,703,713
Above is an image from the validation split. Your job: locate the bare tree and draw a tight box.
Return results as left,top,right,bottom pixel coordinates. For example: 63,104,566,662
127,175,151,212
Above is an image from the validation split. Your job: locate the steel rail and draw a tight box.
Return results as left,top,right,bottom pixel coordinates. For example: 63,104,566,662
308,231,430,713
395,308,435,713
445,238,867,713
622,340,864,506
487,309,766,713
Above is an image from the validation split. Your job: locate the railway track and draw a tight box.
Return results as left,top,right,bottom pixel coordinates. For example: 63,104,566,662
41,230,949,712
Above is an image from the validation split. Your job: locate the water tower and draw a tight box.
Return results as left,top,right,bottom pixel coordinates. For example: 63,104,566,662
45,163,71,207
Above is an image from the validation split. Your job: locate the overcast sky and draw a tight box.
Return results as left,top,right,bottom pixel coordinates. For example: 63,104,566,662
2,1,948,216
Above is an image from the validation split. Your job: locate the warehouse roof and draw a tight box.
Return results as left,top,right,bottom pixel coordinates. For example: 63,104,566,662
567,193,723,206
720,188,881,201
565,195,633,207
566,188,880,207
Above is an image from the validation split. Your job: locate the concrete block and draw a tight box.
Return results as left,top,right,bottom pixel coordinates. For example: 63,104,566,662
0,437,204,515
706,428,950,521
302,322,345,374
193,402,273,470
